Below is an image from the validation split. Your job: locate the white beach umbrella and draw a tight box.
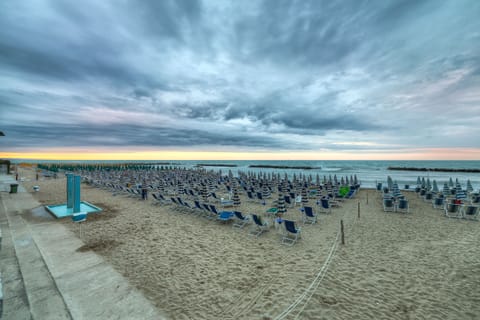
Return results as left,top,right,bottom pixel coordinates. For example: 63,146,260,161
466,179,474,193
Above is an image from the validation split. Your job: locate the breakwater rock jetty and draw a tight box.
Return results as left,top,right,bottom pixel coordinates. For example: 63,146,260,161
249,165,320,170
388,167,480,173
195,163,238,167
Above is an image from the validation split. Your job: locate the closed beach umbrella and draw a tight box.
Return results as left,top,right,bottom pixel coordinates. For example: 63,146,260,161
466,180,474,193
262,183,270,198
177,179,184,195
416,176,421,186
201,183,209,202
456,188,467,201
301,188,308,207
232,186,241,206
426,178,431,191
387,176,393,189
432,180,439,193
277,192,286,214
448,178,454,188
442,182,450,195
158,181,165,194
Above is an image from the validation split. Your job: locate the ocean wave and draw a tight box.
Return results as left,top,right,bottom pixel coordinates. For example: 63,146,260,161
321,167,342,172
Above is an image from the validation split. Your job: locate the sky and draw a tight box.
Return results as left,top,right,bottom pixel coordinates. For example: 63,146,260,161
1,0,480,160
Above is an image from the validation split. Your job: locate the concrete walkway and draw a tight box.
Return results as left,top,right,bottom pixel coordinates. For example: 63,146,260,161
0,174,166,320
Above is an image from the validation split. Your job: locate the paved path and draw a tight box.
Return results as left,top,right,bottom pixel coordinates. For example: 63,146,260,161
0,174,166,320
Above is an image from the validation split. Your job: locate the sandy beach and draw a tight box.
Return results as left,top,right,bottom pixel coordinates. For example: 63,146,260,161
16,166,480,320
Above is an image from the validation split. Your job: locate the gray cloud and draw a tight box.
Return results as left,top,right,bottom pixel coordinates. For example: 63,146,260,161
1,0,479,155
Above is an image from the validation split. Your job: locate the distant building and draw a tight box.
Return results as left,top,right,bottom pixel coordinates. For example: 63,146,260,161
0,159,11,174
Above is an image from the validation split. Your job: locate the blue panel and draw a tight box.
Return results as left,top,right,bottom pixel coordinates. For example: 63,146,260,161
66,174,74,209
73,175,81,213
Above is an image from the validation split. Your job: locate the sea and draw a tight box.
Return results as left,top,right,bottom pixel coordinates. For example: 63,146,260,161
12,159,480,191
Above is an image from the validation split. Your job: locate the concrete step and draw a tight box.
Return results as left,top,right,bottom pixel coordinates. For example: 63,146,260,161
1,192,71,320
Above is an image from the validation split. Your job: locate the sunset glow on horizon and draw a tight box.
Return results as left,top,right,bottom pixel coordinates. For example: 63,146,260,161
2,148,480,162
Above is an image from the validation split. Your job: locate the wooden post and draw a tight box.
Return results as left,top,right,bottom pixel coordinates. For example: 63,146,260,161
357,201,360,219
366,191,368,205
340,220,345,245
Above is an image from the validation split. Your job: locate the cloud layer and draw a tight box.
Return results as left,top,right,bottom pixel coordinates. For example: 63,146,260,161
1,0,480,156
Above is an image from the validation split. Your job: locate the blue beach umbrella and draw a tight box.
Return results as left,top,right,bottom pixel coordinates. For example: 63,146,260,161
456,189,467,201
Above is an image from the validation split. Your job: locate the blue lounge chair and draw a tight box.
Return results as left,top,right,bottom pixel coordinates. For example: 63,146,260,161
302,206,317,224
250,214,269,237
232,211,250,228
461,206,479,221
282,220,302,246
319,198,332,214
396,199,409,213
383,198,395,212
445,203,462,219
433,197,444,210
284,195,292,208
209,205,220,219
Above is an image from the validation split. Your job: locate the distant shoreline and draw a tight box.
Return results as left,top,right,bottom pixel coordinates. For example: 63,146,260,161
195,164,238,167
248,165,319,170
388,167,480,173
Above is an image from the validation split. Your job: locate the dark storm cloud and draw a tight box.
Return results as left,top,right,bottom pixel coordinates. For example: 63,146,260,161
1,123,291,150
1,0,479,153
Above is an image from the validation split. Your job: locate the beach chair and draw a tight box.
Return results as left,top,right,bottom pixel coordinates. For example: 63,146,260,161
444,203,462,219
282,220,302,246
250,214,269,237
471,195,480,205
345,189,356,199
424,192,433,202
396,199,409,213
294,195,302,207
202,204,214,219
383,198,395,212
209,205,221,219
461,206,479,221
256,192,266,205
319,198,332,214
302,206,317,224
193,200,205,215
433,197,444,210
151,193,163,205
284,195,293,208
232,211,250,229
